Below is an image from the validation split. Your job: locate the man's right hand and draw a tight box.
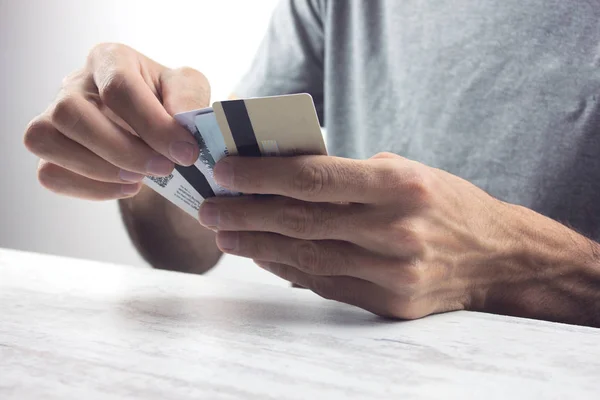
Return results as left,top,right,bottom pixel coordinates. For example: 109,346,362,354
23,43,209,200
23,43,222,273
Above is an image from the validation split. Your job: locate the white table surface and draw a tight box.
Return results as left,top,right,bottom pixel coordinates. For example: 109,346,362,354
1,248,599,399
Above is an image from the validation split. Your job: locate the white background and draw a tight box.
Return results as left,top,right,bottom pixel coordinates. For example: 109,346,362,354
0,0,286,285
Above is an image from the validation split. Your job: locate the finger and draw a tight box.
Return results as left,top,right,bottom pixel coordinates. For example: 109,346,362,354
47,96,175,176
91,57,199,166
213,155,421,204
255,261,409,319
200,196,366,241
37,160,141,200
201,196,421,256
160,67,211,115
24,119,145,183
217,231,422,293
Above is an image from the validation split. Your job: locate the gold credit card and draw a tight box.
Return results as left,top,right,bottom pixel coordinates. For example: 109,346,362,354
212,93,327,157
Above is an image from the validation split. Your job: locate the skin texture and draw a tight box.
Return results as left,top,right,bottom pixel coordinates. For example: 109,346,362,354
24,44,600,326
23,44,221,273
199,153,600,327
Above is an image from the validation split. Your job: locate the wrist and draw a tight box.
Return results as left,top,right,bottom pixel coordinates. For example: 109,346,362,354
473,203,600,326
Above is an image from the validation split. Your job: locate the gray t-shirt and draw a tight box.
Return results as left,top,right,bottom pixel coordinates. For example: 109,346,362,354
235,0,600,241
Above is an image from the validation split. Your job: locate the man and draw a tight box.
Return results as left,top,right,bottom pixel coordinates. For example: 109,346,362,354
23,0,600,327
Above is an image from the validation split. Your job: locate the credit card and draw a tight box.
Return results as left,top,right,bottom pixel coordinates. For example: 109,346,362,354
143,171,203,218
193,111,236,197
170,107,234,198
143,93,327,219
212,93,327,157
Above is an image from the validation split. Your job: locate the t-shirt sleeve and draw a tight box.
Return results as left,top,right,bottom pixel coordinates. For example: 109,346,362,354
234,0,325,124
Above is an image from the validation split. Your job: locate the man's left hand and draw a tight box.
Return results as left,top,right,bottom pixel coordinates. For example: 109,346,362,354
197,153,564,319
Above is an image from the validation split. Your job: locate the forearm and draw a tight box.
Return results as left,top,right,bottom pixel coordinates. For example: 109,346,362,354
480,204,600,327
119,186,222,274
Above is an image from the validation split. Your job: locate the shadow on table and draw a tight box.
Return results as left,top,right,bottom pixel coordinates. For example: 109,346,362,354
116,294,401,328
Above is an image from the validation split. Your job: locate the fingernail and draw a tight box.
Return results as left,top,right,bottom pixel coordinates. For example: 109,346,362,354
119,169,145,182
214,160,233,188
199,202,219,228
146,156,174,176
217,231,238,251
169,141,197,166
121,184,140,195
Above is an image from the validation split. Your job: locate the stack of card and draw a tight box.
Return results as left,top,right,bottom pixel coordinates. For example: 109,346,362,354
143,93,327,219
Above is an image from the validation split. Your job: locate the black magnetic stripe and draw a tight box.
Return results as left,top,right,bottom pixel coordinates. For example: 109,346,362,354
221,100,261,157
174,165,215,199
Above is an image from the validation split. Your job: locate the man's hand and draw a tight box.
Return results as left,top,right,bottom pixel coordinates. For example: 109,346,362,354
23,43,222,273
199,153,600,325
23,43,206,199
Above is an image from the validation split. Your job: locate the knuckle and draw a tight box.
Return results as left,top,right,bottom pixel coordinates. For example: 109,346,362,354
387,263,425,294
393,304,423,320
404,164,432,204
164,67,212,112
374,160,432,204
388,219,427,257
292,162,328,198
61,69,86,88
404,264,425,288
388,218,415,243
374,160,405,191
174,66,207,83
166,67,211,110
277,202,314,236
60,74,73,88
294,241,321,272
37,162,61,190
50,95,85,131
181,67,211,101
97,68,129,104
385,298,425,320
88,42,125,61
23,118,53,153
372,151,401,160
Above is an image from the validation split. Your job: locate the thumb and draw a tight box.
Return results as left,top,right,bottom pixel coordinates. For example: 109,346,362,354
159,67,212,116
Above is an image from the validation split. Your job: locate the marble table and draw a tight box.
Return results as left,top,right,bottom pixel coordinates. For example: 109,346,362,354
1,248,599,399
